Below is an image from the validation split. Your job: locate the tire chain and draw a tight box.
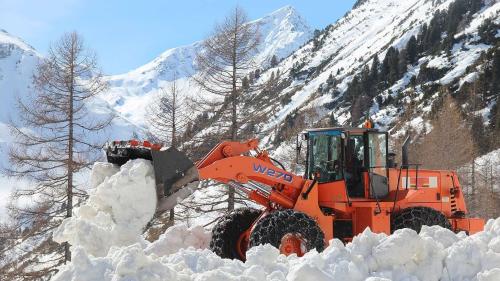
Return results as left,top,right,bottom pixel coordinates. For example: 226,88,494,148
249,209,325,253
391,206,452,233
209,207,261,259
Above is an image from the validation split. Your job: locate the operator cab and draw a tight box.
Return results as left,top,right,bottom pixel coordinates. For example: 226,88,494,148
298,127,389,199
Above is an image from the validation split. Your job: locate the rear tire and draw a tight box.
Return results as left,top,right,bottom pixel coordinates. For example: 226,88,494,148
391,206,451,233
209,207,261,260
249,210,325,254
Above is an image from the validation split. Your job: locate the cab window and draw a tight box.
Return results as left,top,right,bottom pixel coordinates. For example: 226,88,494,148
367,133,387,176
308,134,342,182
345,134,365,197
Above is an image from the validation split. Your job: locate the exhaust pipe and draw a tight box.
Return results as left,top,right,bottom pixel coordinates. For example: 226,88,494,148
402,135,410,168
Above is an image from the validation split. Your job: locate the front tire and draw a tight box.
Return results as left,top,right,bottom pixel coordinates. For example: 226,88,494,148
391,206,451,233
209,207,261,260
249,210,325,254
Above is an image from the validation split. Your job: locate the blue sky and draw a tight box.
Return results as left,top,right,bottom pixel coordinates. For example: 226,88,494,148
0,0,355,75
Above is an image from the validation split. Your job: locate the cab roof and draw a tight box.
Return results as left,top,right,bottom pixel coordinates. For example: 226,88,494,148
303,127,383,134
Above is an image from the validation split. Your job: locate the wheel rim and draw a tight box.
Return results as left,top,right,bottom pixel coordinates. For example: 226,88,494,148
279,233,306,257
236,231,250,261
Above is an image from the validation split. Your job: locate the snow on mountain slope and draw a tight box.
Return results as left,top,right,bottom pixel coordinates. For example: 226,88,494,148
101,6,313,127
369,1,500,132
252,5,313,66
254,0,457,136
213,0,500,157
0,30,42,218
0,29,40,124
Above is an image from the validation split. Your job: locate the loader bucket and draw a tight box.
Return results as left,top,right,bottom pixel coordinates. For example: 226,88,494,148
105,142,200,211
151,148,199,197
152,148,200,212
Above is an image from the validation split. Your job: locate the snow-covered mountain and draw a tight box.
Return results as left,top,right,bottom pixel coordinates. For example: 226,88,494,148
0,29,41,141
203,0,499,157
101,5,313,127
258,0,458,130
0,30,42,219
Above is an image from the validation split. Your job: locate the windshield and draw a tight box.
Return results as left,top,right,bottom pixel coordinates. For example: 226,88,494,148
308,133,343,182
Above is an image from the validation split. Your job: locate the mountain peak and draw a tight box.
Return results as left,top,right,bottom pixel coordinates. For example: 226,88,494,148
104,6,313,126
0,29,36,53
109,5,312,82
249,5,312,66
268,5,297,17
254,5,306,26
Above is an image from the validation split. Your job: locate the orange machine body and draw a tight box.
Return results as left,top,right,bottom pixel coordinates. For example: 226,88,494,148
195,133,484,243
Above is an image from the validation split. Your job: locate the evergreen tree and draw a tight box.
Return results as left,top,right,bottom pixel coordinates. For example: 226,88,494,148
327,73,335,86
370,54,380,83
490,102,500,148
406,36,418,64
328,113,339,127
360,65,372,96
270,55,278,67
398,48,408,78
242,76,250,90
387,47,400,84
424,11,445,51
380,49,391,83
417,24,428,54
491,50,500,95
255,68,261,79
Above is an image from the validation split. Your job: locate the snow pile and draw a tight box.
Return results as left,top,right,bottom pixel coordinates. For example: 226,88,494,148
53,160,157,256
53,218,500,280
52,224,212,281
145,225,211,256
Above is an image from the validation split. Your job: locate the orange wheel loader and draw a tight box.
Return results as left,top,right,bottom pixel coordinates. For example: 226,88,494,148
105,127,484,260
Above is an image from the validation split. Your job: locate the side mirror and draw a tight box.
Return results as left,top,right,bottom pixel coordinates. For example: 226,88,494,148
401,135,410,168
296,135,301,165
388,152,397,168
296,133,308,165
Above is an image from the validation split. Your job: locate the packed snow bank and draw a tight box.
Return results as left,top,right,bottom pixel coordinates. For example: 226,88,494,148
53,160,157,256
52,160,500,281
53,159,211,255
53,219,500,281
145,224,211,256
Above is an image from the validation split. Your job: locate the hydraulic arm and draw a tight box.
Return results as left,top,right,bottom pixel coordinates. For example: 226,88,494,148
106,139,311,211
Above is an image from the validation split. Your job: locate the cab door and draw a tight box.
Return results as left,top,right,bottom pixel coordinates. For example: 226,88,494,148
345,133,365,197
364,132,389,198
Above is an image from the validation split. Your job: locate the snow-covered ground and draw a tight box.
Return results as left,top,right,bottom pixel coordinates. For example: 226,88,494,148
51,159,500,281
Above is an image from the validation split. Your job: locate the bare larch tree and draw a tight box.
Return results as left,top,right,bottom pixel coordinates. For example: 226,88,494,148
148,76,187,148
4,32,111,272
145,76,188,240
193,6,260,211
410,95,475,170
